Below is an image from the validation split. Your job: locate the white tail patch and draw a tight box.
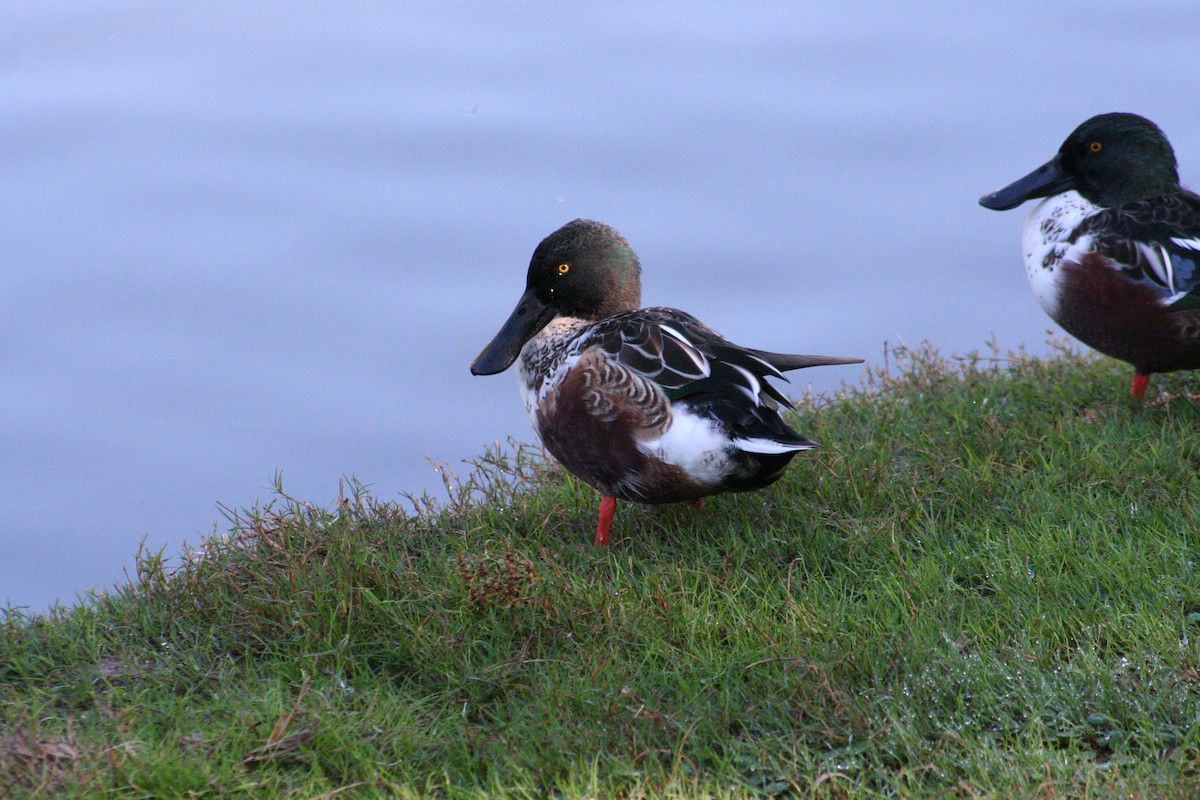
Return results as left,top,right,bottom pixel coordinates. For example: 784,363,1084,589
731,436,815,454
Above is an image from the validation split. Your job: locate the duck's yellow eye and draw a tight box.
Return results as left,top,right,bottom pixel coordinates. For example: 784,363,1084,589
1089,141,1103,153
557,263,570,274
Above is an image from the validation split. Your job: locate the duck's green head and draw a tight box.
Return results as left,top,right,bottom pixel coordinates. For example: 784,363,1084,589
980,112,1180,210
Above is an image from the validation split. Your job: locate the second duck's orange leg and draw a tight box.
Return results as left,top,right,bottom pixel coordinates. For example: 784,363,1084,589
1131,372,1150,400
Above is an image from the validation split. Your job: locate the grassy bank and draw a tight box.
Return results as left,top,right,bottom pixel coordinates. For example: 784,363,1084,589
3,341,1200,798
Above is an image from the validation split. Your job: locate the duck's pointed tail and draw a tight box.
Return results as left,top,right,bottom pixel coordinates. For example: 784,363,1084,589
750,350,864,373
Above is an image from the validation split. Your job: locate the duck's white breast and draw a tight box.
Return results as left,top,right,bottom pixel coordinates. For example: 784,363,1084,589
1020,190,1100,318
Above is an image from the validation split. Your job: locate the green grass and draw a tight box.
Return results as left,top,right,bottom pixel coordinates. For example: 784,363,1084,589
4,339,1200,798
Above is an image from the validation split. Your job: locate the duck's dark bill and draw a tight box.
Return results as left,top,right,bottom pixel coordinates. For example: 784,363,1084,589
979,154,1074,211
470,288,556,375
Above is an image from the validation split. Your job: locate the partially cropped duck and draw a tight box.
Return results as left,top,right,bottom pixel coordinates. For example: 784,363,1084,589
471,219,861,545
980,112,1200,399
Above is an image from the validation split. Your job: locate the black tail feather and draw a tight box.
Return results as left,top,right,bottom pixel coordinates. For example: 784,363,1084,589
750,350,864,373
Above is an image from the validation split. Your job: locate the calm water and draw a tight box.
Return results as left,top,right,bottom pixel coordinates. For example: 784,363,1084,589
4,1,1199,610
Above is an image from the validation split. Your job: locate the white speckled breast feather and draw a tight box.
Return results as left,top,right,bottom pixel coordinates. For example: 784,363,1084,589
1021,190,1100,318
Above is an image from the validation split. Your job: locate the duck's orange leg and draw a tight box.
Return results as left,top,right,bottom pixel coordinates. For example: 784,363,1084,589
1131,372,1150,400
595,496,617,546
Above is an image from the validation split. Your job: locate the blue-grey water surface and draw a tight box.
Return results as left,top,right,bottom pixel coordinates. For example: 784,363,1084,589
4,1,1199,610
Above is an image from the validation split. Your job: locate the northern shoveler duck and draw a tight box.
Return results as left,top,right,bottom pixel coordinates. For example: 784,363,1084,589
980,112,1200,399
470,219,862,545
